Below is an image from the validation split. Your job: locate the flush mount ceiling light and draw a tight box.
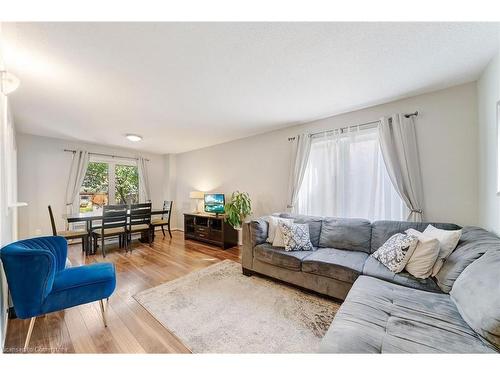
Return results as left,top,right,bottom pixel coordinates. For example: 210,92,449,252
126,134,143,142
0,70,20,95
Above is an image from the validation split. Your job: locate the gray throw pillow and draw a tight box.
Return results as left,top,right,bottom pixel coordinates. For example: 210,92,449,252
372,233,419,273
279,222,313,252
450,250,500,349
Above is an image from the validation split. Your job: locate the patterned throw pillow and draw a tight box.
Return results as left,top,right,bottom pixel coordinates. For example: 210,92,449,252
279,221,313,252
372,233,419,273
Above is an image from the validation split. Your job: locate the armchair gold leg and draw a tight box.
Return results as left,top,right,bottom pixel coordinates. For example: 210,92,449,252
24,317,36,350
99,299,108,327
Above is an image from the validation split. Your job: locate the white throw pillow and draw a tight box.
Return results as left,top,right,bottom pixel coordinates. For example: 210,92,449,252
266,216,294,244
372,233,418,273
272,219,295,247
423,225,462,276
404,228,441,279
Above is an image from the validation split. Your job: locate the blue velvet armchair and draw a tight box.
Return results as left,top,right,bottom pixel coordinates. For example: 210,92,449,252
0,236,116,349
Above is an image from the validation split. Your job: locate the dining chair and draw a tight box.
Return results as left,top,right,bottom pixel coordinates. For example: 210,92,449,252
92,204,128,257
48,205,88,253
128,202,153,247
0,236,116,350
150,200,173,238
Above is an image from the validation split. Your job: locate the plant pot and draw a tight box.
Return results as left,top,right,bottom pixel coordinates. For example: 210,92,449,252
236,227,243,246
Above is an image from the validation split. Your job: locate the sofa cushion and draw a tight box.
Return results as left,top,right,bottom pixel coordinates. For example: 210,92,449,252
451,250,500,350
42,262,116,315
277,213,323,247
249,218,269,247
370,221,461,254
435,226,500,293
319,218,372,253
319,276,497,353
253,243,312,271
302,248,368,284
362,256,441,293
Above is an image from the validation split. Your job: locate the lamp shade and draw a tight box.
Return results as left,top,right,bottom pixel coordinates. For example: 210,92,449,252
189,191,204,199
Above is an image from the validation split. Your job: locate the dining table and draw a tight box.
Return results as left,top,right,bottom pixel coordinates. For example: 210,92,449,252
63,207,170,254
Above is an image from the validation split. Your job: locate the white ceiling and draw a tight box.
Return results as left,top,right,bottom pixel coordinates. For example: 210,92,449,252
2,22,499,154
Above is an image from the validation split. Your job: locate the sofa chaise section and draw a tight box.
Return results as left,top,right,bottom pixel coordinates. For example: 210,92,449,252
319,276,497,353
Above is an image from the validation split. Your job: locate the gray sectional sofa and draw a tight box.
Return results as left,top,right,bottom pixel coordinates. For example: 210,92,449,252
241,213,500,353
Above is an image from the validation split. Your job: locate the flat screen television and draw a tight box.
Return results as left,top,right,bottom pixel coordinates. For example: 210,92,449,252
204,193,225,214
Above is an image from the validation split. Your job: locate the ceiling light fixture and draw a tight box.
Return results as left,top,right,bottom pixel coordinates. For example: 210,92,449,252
126,134,143,142
0,70,20,95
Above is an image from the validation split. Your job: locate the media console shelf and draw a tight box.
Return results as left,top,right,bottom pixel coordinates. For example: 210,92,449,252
184,213,238,249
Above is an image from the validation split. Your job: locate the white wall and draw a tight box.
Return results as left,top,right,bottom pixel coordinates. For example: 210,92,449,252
0,95,18,349
16,133,169,238
174,82,479,228
478,51,500,233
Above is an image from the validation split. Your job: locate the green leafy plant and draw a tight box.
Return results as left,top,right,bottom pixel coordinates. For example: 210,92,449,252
224,191,252,229
115,164,139,204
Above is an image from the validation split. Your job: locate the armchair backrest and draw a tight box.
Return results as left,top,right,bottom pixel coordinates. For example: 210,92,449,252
0,236,68,319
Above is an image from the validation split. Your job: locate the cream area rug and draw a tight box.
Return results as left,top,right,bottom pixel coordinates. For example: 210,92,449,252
133,260,340,353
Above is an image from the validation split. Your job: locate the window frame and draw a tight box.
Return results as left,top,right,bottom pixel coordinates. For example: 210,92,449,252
79,155,142,212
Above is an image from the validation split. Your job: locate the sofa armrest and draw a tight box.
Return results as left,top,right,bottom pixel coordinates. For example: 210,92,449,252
242,218,269,271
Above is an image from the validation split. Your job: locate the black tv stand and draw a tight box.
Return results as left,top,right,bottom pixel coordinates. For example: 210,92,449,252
183,213,238,249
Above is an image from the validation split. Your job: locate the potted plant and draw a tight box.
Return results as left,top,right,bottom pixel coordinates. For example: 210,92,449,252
224,191,252,245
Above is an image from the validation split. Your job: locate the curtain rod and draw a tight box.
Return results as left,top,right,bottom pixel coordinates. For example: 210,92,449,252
288,111,418,141
64,149,150,162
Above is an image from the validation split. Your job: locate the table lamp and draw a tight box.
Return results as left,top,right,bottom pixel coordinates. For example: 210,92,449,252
189,191,204,213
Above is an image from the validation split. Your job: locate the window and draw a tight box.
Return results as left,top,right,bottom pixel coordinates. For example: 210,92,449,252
115,164,139,204
79,158,139,213
296,126,408,221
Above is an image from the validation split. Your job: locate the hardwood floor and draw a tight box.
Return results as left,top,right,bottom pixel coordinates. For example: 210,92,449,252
3,231,241,353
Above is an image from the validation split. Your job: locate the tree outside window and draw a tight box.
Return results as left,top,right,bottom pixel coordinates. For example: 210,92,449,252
79,161,139,212
115,164,139,204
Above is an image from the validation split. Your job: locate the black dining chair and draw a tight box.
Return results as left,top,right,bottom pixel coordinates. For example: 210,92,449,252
128,202,153,247
48,205,88,253
150,200,173,238
92,204,128,257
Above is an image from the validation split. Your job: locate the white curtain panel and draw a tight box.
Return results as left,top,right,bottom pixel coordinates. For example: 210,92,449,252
296,127,407,221
378,114,424,222
138,156,151,202
64,149,89,215
288,133,312,213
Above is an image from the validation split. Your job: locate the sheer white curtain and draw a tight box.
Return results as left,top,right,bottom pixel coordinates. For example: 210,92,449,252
137,156,151,202
296,126,408,221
